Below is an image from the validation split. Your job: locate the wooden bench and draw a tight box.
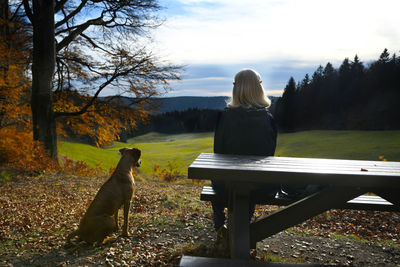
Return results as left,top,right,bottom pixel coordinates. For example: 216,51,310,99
200,186,398,211
188,153,400,260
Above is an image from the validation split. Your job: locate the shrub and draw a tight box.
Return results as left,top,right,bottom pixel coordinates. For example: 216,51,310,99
58,156,105,177
154,161,180,182
0,126,58,173
0,170,12,184
0,126,107,177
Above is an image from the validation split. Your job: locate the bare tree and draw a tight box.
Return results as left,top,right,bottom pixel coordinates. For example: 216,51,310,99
19,0,180,158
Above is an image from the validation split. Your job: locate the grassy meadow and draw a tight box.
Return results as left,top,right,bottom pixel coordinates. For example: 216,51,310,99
59,132,213,176
59,130,400,176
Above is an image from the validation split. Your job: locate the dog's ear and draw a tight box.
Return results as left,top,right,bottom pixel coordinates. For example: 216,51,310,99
119,148,129,155
132,148,141,158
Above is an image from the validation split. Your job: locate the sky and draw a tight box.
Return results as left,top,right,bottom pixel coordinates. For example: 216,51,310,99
151,0,400,97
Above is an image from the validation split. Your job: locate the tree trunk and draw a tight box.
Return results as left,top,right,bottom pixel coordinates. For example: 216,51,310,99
31,0,57,158
0,0,9,127
0,0,8,36
0,0,10,78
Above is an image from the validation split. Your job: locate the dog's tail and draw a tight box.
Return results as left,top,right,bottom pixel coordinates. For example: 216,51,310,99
66,229,80,244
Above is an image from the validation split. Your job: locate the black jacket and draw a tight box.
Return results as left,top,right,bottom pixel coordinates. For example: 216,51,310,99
213,107,277,156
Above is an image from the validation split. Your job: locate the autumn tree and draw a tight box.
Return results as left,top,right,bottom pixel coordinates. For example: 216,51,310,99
0,0,31,129
18,0,180,158
0,0,58,171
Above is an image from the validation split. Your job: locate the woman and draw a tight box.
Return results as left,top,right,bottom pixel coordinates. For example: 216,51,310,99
212,68,279,235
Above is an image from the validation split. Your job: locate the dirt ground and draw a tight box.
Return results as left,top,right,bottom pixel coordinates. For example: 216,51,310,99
0,173,399,266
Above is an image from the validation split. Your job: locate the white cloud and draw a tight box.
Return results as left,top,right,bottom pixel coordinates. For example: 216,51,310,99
155,0,400,64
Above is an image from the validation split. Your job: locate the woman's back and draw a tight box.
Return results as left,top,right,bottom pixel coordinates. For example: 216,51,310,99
214,107,277,156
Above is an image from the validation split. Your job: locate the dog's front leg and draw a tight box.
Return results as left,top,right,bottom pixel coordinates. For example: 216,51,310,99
122,200,131,236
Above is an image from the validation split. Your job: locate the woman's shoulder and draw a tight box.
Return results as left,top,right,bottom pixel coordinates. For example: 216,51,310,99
223,106,271,115
220,107,274,125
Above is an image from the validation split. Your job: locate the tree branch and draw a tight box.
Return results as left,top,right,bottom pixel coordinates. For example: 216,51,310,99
57,54,103,76
22,0,33,24
56,16,104,51
55,0,87,28
54,0,69,13
54,66,131,118
10,2,23,21
79,33,114,56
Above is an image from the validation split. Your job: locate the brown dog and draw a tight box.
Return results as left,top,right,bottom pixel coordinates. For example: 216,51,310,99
67,147,141,244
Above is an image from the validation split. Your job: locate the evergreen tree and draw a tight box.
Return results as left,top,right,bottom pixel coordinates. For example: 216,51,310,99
351,55,364,75
278,77,297,131
272,49,400,131
311,65,324,83
378,48,390,63
301,73,310,88
339,58,351,77
323,62,335,78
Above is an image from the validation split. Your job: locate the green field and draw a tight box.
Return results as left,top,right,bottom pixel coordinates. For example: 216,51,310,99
59,132,213,176
59,130,400,176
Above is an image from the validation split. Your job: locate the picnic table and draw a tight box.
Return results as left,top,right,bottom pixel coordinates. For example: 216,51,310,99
188,153,400,260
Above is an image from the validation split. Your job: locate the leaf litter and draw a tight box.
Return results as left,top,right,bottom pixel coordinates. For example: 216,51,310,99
0,173,399,266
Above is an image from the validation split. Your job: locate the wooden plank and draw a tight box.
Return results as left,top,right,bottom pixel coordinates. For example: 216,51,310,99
194,158,395,170
339,195,398,211
200,186,398,211
189,160,400,189
347,195,391,204
197,153,400,167
191,161,400,175
191,153,400,174
189,167,400,188
375,189,400,208
190,159,400,175
190,153,400,171
193,160,400,176
179,255,334,267
249,187,367,248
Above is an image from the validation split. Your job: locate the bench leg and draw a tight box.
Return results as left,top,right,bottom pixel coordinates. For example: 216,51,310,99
249,187,367,248
375,189,400,208
228,186,250,260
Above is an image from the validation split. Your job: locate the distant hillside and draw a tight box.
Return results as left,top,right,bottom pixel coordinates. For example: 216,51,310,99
152,96,229,113
102,95,278,114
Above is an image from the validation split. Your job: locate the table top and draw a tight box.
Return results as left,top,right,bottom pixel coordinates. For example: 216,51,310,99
188,153,400,189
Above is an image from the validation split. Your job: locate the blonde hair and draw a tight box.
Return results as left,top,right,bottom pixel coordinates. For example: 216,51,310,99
227,68,271,108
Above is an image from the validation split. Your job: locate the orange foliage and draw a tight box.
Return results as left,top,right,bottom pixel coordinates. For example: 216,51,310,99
154,161,180,182
0,19,31,129
0,126,58,172
54,91,150,147
59,156,105,177
0,126,108,176
0,18,58,173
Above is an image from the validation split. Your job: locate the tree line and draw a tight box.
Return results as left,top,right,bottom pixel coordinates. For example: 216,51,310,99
111,108,219,142
273,49,400,132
